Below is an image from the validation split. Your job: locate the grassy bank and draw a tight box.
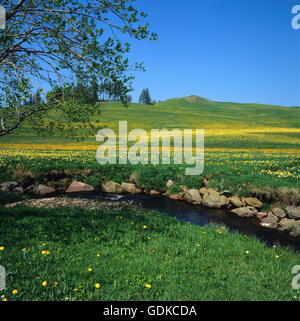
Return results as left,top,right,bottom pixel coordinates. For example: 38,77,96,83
0,147,299,204
0,204,299,301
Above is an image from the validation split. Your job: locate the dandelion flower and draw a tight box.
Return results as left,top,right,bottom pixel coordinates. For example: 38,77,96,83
42,281,47,287
95,283,101,289
145,284,151,289
12,290,18,295
0,246,4,251
245,251,249,254
88,268,92,272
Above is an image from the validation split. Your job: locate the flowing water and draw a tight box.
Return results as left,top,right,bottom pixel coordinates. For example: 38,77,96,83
81,193,300,252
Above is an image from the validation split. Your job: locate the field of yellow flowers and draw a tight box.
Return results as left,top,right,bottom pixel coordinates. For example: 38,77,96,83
0,137,299,198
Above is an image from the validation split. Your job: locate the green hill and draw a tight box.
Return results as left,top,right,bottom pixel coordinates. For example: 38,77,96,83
95,95,300,132
2,95,300,150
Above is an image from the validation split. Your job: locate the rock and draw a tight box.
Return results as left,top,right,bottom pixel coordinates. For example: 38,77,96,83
129,172,139,184
230,196,244,208
244,197,263,208
220,190,231,197
66,181,94,193
271,208,286,219
202,189,222,208
199,187,208,196
180,185,188,192
231,206,258,218
256,212,268,220
101,181,123,194
203,176,210,187
285,206,300,220
121,182,142,194
150,190,160,196
220,195,230,207
34,184,56,196
12,186,24,195
259,213,279,229
0,182,18,192
278,218,297,232
262,191,271,202
278,219,300,237
166,180,174,188
169,192,185,200
183,189,201,205
207,188,219,195
290,221,300,237
24,185,36,194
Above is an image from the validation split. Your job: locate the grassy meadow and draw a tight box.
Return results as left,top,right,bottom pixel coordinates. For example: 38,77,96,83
0,96,300,301
0,96,299,200
0,204,300,301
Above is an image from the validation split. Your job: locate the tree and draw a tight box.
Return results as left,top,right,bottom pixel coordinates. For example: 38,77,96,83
0,0,157,137
139,88,152,105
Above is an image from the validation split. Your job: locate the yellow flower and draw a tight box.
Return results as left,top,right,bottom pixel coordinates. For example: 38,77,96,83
95,283,101,289
54,282,58,286
97,253,100,257
42,243,46,246
12,290,18,295
147,236,151,240
143,225,147,229
196,244,200,247
275,255,279,259
2,298,7,301
245,251,249,254
22,248,26,251
145,284,151,289
74,288,78,292
88,268,92,272
41,250,47,255
42,281,47,287
0,246,5,251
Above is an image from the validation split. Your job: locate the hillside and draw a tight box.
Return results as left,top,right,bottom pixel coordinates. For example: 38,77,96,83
1,95,300,150
93,95,300,132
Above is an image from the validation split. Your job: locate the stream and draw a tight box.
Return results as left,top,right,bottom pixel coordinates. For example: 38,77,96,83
80,193,300,252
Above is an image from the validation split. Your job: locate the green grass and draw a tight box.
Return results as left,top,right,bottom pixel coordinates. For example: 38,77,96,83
1,95,300,150
0,204,299,301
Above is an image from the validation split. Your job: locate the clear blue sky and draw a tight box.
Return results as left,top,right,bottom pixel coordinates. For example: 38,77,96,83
125,0,300,106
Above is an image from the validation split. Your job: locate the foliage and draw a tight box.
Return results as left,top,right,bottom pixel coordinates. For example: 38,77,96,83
138,88,152,105
0,0,157,136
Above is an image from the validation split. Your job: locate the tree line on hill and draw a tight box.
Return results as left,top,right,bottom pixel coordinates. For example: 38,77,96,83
23,85,157,107
22,81,133,107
